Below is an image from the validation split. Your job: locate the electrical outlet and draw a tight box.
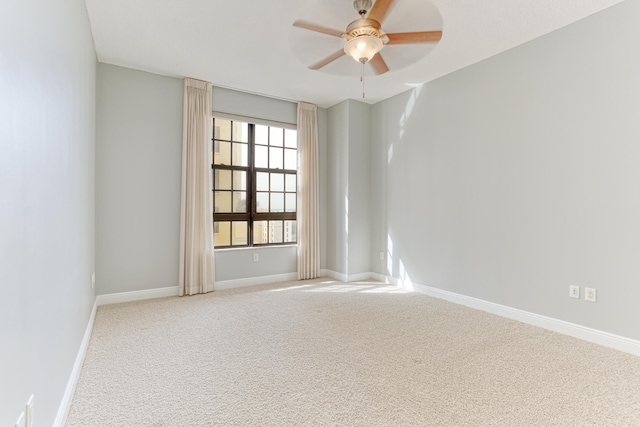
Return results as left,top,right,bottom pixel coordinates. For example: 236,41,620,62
585,287,597,302
253,253,259,262
569,285,580,299
15,412,24,427
379,252,385,261
91,272,96,289
26,395,34,427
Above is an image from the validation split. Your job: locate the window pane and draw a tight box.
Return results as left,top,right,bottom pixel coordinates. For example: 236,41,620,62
214,119,231,140
270,173,284,191
233,191,247,213
256,172,269,191
284,148,297,170
214,191,232,213
270,193,284,212
270,147,283,169
284,220,297,243
269,221,283,243
256,192,269,212
232,122,248,143
285,174,296,192
214,169,232,190
232,142,248,166
214,221,230,247
212,140,221,164
253,221,268,244
255,125,268,145
285,193,296,213
269,127,283,146
284,129,297,148
214,141,231,165
255,145,268,168
232,221,248,246
233,171,246,190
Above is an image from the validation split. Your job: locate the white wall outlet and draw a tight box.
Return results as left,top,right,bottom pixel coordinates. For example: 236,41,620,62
379,251,385,261
15,412,24,427
25,394,34,427
91,272,96,289
585,287,597,302
569,285,580,299
253,253,259,262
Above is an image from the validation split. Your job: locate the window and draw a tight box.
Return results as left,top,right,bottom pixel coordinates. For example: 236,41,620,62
212,118,297,248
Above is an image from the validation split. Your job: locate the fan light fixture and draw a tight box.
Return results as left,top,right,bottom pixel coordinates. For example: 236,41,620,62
344,34,383,63
342,11,385,97
343,1,384,64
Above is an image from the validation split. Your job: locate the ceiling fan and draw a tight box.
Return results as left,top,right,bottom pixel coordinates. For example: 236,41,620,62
293,0,443,76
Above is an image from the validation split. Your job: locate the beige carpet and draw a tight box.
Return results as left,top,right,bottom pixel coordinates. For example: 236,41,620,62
66,278,640,426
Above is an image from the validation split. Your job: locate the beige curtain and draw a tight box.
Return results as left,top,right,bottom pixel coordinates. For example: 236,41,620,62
297,102,320,280
179,78,215,296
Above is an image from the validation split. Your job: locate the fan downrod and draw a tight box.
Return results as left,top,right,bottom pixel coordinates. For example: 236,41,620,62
353,0,372,17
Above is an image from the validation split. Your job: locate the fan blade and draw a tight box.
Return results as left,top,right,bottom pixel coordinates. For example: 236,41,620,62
293,20,344,38
386,31,443,44
309,49,346,70
367,0,397,24
369,53,389,75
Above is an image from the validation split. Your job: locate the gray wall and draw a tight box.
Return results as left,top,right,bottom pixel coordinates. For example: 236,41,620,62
370,0,640,340
326,100,372,277
0,0,96,425
326,101,350,274
96,68,328,288
212,86,297,125
347,101,372,276
96,64,183,295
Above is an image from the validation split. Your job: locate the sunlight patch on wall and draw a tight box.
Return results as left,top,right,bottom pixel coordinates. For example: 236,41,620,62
387,234,394,276
398,259,414,291
398,85,423,141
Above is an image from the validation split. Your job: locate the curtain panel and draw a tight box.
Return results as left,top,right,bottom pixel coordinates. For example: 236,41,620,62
297,102,320,280
179,78,215,296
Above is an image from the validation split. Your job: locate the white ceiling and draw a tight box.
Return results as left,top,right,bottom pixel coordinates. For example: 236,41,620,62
85,0,624,108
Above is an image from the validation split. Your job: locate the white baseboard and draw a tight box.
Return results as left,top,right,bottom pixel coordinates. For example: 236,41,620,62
214,272,298,290
96,286,179,306
95,273,304,304
322,269,372,283
370,272,387,283
347,272,373,282
53,300,98,427
323,269,347,282
375,273,640,356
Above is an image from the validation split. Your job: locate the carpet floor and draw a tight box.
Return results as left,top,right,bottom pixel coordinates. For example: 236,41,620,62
66,278,640,426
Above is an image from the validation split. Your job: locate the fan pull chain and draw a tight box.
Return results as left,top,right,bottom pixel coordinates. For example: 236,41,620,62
360,59,365,99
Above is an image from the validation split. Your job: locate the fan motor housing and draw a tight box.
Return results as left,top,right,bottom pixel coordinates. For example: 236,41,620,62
345,18,382,41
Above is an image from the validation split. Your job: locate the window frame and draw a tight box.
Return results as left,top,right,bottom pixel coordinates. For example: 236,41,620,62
212,117,297,249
